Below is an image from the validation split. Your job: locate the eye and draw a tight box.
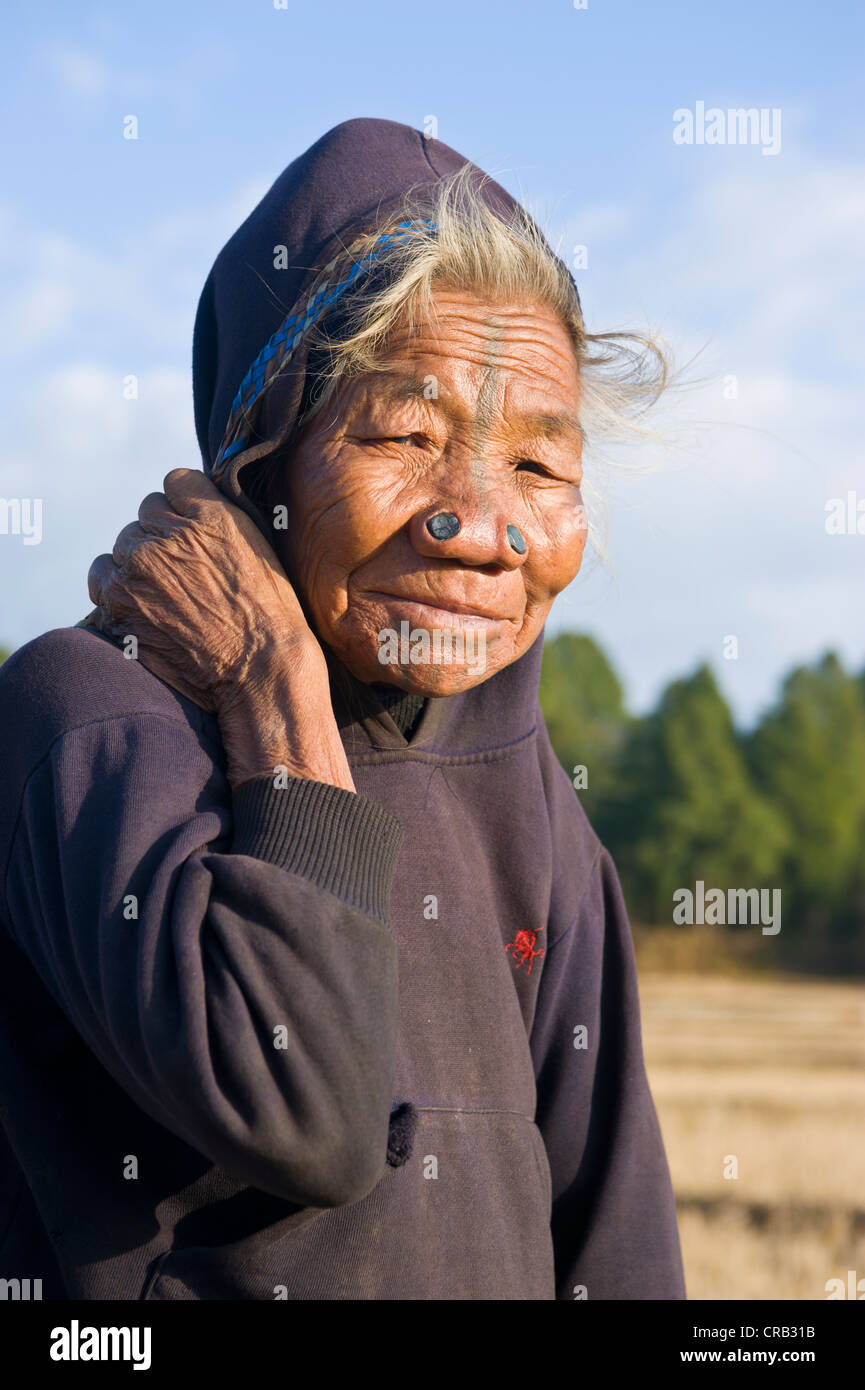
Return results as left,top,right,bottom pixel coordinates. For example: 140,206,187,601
516,458,550,477
360,434,425,449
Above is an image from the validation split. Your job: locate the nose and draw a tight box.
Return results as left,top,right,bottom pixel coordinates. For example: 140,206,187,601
410,502,528,570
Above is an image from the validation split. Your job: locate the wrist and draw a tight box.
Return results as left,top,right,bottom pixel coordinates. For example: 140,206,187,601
217,651,355,794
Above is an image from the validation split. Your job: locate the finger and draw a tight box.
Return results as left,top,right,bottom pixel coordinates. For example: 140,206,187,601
137,491,178,535
87,552,117,607
111,520,148,567
163,467,262,546
163,468,224,519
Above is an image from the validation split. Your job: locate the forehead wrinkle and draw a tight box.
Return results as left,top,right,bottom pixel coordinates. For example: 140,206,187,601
370,370,435,405
363,369,582,449
358,369,443,423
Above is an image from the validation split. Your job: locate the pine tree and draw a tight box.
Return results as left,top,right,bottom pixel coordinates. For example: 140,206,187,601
598,664,789,927
538,632,628,820
747,652,865,969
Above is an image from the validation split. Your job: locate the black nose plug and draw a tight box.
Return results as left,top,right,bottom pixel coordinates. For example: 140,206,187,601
426,512,461,540
426,513,526,553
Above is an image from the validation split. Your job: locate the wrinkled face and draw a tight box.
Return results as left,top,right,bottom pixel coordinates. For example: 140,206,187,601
274,287,588,694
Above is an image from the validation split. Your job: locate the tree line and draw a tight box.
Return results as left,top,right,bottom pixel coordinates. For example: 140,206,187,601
539,633,865,975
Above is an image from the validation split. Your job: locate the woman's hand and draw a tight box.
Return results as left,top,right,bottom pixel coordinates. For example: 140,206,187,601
87,469,355,793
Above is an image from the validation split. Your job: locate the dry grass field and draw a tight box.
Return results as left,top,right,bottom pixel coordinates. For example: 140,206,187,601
633,932,865,1301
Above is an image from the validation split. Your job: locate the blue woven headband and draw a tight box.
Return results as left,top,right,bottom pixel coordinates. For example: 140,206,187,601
211,217,438,483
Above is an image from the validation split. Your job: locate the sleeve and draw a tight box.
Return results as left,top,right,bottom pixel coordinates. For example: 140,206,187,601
530,844,686,1300
2,711,403,1209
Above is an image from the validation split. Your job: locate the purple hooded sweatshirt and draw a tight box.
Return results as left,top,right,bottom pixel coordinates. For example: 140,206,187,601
0,119,685,1301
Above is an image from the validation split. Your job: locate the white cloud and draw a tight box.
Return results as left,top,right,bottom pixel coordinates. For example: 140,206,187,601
44,45,111,98
550,155,865,721
0,176,273,360
0,364,197,648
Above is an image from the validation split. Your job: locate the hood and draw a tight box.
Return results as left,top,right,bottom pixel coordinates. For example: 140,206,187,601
193,117,548,511
191,117,570,752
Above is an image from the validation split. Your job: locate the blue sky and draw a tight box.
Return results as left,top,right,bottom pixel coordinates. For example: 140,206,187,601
1,0,863,722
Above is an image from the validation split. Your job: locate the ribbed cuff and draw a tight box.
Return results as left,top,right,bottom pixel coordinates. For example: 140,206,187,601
230,776,404,926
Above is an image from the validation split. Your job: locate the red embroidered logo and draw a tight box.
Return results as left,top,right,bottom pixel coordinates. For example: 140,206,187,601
505,925,546,975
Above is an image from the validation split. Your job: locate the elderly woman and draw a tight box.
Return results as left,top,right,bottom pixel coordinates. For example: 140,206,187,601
0,119,684,1301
